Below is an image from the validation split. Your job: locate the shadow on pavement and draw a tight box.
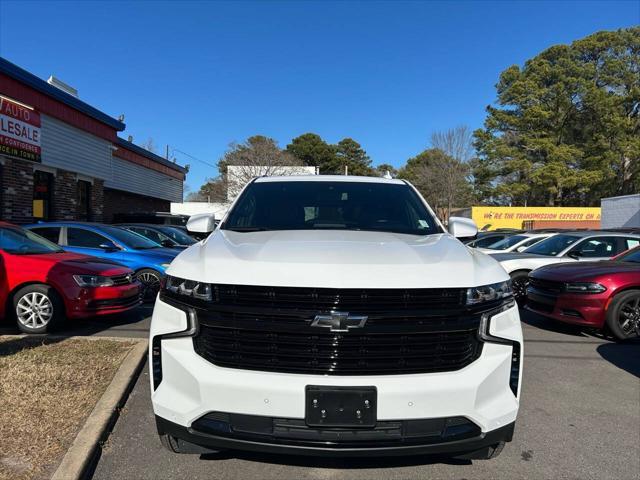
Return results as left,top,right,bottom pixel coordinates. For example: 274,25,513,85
199,450,472,468
597,340,640,378
520,308,608,341
0,304,152,338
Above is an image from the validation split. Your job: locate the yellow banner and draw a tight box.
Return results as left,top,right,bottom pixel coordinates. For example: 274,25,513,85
472,206,601,231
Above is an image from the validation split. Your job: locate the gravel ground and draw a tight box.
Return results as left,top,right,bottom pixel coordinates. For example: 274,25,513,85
90,310,640,480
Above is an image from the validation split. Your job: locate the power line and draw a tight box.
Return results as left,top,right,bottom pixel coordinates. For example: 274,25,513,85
171,147,218,169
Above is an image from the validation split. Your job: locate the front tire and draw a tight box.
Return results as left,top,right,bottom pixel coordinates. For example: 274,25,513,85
510,271,531,307
136,269,162,302
12,284,64,334
605,290,640,341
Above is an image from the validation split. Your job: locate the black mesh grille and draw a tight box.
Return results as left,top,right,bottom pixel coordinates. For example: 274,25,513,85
528,278,565,295
179,285,483,376
111,273,133,286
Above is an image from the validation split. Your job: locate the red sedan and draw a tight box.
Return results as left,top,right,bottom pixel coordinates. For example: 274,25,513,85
0,222,142,334
526,247,640,340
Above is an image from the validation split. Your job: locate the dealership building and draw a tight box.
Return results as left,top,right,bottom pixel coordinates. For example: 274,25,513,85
0,57,186,224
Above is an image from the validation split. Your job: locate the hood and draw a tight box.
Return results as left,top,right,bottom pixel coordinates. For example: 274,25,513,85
167,230,509,289
19,252,131,275
532,260,640,282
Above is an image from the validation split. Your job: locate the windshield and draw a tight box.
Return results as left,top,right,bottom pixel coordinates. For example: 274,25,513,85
617,247,640,264
0,227,64,255
487,235,528,250
101,226,162,250
222,181,442,236
158,226,196,245
524,234,580,256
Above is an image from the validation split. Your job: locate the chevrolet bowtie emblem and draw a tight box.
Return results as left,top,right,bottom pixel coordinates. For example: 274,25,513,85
311,311,368,332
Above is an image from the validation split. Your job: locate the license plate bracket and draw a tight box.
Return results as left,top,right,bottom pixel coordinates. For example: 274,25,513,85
305,386,377,428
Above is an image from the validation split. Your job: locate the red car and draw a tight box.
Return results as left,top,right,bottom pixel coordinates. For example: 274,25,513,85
0,222,142,334
526,246,640,340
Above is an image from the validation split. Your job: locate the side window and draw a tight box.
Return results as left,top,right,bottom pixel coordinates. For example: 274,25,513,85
521,237,545,248
30,227,61,244
625,238,640,251
475,235,505,248
67,228,109,248
140,228,164,244
569,237,619,258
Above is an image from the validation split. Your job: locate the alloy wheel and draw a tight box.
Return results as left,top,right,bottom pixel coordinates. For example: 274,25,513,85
16,292,54,329
512,277,529,301
618,296,640,337
138,271,161,301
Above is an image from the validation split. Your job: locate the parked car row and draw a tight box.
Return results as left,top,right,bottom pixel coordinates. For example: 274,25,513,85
467,228,640,340
0,220,206,333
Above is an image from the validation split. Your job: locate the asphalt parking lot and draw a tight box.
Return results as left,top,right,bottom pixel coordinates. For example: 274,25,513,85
68,308,640,480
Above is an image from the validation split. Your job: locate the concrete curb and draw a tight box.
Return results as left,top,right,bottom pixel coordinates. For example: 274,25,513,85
51,338,148,480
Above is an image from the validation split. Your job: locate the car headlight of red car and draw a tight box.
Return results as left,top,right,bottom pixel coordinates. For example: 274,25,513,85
73,275,115,287
565,282,606,293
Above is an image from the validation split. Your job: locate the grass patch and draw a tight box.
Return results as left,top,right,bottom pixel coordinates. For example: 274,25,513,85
0,336,135,480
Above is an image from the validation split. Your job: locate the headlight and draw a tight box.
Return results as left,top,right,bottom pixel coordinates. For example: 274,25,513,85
73,275,115,287
466,281,512,305
161,263,172,269
565,282,606,293
164,275,212,301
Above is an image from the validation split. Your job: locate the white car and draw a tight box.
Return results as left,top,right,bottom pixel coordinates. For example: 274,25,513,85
477,232,556,254
150,176,522,460
493,231,640,303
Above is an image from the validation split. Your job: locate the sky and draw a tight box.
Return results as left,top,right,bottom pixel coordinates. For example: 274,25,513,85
0,1,638,193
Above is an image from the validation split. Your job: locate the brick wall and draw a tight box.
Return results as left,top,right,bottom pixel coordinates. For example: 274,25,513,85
52,169,77,220
103,187,170,223
1,157,35,224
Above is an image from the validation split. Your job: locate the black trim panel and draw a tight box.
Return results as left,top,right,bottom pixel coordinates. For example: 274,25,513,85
156,415,515,457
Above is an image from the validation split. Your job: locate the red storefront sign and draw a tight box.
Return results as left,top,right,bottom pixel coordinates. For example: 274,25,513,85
0,95,42,162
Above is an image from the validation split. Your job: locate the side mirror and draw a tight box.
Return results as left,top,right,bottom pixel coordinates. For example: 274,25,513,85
516,246,527,253
448,217,478,239
187,213,216,234
567,251,582,260
160,239,175,248
99,241,119,251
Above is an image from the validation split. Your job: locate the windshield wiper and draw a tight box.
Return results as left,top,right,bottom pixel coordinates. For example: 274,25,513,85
225,227,270,232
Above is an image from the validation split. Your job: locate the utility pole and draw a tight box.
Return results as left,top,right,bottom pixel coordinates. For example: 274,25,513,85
344,165,348,176
166,145,169,160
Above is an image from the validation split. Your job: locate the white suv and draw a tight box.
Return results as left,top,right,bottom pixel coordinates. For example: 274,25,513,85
150,176,522,460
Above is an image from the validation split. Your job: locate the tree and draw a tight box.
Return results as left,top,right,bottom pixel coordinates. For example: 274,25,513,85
335,138,374,176
190,176,227,202
398,149,472,220
139,137,157,154
473,27,640,206
286,133,336,173
376,163,398,177
219,135,303,199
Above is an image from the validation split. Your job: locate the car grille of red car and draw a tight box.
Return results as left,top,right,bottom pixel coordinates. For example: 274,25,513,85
111,273,134,286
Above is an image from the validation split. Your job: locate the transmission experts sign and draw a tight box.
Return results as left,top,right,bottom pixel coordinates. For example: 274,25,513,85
0,95,42,162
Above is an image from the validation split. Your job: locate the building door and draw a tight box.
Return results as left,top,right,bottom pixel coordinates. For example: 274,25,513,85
77,180,92,221
33,171,53,220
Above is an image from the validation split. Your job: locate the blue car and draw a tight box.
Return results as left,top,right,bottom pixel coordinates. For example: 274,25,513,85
25,222,179,301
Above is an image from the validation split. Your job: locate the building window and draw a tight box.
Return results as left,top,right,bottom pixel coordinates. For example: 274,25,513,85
77,180,92,221
33,171,53,220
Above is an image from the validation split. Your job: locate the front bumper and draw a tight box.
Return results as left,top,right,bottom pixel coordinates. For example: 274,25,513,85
66,283,142,318
526,288,607,328
156,414,515,457
150,297,522,455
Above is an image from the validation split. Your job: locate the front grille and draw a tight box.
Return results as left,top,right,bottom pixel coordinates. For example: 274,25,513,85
90,294,141,309
526,299,554,314
528,277,565,295
111,273,134,286
176,284,485,376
